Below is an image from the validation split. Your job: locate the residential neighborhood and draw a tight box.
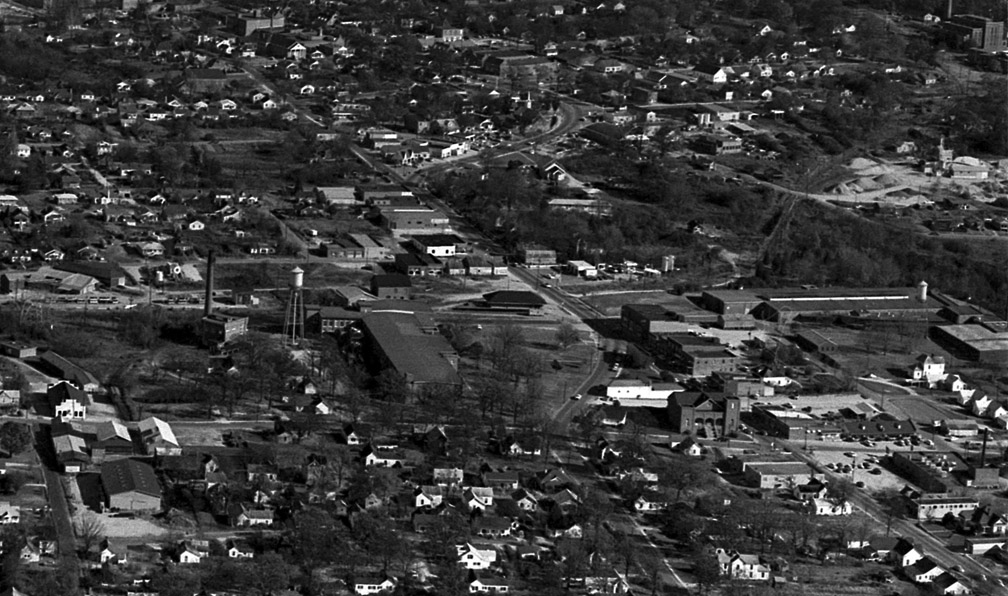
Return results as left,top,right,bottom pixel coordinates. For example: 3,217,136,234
0,0,1008,596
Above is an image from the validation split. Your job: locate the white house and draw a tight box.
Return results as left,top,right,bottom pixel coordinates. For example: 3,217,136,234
942,373,970,395
363,447,404,467
912,354,946,386
933,572,970,595
889,539,923,568
0,502,21,525
227,539,254,558
354,577,395,595
469,577,509,593
463,487,494,511
178,545,206,564
99,540,126,565
808,498,852,516
414,486,443,509
971,394,992,417
457,543,497,569
904,556,945,583
716,550,770,581
634,493,668,512
234,504,274,527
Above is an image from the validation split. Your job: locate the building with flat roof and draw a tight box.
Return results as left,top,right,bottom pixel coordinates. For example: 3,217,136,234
360,312,461,391
931,323,1008,363
518,246,556,266
747,405,842,441
752,285,943,321
891,451,969,494
606,379,683,406
201,313,248,345
357,183,414,205
621,304,681,343
323,234,390,261
410,234,465,258
379,205,451,236
699,290,762,316
912,496,979,522
841,417,916,441
742,461,815,489
306,306,362,333
942,14,1005,52
680,347,740,377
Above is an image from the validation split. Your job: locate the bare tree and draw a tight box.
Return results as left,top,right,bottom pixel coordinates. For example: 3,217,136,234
555,322,580,350
75,512,105,555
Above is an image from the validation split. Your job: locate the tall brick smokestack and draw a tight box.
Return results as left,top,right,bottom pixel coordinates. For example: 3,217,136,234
204,250,215,317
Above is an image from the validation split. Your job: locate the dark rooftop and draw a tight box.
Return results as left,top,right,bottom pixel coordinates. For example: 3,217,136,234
483,290,546,308
371,273,412,288
100,459,161,498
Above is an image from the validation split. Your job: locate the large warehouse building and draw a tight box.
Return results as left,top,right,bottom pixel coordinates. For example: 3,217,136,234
751,283,943,321
100,459,162,512
360,312,461,391
931,323,1008,364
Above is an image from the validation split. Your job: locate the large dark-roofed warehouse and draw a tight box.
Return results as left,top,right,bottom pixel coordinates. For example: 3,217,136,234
360,312,461,390
100,459,162,512
931,323,1008,363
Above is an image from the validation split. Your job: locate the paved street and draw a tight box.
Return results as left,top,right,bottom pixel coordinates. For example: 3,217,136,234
42,466,80,591
782,439,1007,595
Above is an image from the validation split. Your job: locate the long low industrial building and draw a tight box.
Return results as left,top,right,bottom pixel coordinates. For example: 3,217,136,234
930,323,1008,363
360,311,461,391
751,283,943,321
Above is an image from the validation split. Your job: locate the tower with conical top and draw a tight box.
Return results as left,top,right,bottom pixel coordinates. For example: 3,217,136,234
283,266,305,346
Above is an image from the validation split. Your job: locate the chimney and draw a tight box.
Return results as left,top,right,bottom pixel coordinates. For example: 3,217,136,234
947,0,953,20
204,250,215,317
917,280,928,302
980,427,989,467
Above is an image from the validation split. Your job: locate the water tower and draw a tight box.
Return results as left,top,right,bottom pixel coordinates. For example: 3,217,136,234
282,266,305,346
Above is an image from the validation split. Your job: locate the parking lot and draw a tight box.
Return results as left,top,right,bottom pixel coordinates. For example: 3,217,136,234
812,448,907,492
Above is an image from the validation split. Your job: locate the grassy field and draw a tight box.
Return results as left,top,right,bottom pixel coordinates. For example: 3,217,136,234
211,260,372,291
580,290,675,317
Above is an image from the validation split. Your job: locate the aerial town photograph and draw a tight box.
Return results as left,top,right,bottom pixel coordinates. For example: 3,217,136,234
4,0,1008,595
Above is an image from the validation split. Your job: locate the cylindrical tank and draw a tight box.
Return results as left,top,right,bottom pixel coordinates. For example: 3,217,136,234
662,255,675,272
291,266,304,288
155,270,164,284
918,280,928,302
